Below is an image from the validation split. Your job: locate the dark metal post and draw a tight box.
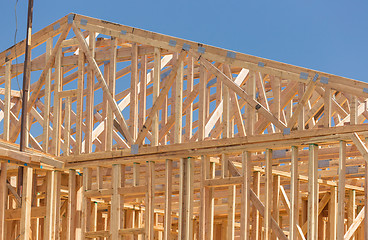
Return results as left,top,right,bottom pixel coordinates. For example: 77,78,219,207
18,0,34,196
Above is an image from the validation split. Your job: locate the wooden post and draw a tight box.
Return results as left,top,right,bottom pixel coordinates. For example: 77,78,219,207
179,157,187,240
139,55,147,131
67,169,77,240
111,164,122,239
347,189,356,240
308,144,318,240
54,171,61,239
0,163,7,239
324,87,331,128
350,96,357,125
146,161,155,240
85,31,96,153
102,55,109,150
290,146,299,240
206,159,215,240
20,167,33,240
270,76,281,132
130,42,139,141
224,155,235,240
241,151,251,240
81,167,92,238
298,83,305,130
185,57,194,141
246,72,256,135
152,48,161,146
223,66,230,138
198,65,207,141
107,37,117,150
200,155,214,240
164,159,172,240
272,174,280,240
251,171,261,240
52,48,62,156
44,171,55,239
337,140,346,240
199,155,206,240
174,59,183,144
4,61,11,141
76,50,84,155
65,97,71,155
42,38,52,152
328,186,337,240
265,149,272,239
179,157,193,239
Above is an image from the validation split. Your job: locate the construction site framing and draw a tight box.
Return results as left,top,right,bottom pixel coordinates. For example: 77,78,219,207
0,13,367,240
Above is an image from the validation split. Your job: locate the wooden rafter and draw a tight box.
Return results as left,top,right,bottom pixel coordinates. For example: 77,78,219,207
0,13,367,240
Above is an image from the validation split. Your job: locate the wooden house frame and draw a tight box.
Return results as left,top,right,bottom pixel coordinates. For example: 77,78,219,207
0,13,367,239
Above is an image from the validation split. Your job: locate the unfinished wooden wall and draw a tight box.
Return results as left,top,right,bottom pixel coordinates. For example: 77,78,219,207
0,13,367,239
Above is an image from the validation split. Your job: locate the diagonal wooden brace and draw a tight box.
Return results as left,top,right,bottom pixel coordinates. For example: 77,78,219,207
287,76,319,128
135,50,187,146
72,23,134,145
350,132,368,163
250,189,288,240
9,24,72,142
344,206,365,240
189,49,286,131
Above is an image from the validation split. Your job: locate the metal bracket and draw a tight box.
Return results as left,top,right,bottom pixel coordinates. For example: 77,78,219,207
300,72,309,80
272,149,286,158
227,51,236,59
198,46,206,54
346,166,359,174
182,43,191,51
80,19,88,26
169,40,177,47
320,77,329,84
53,23,61,31
283,128,291,135
68,14,75,24
131,144,139,154
318,159,330,168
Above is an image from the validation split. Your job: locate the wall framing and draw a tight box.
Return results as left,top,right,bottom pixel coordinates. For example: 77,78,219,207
0,13,367,239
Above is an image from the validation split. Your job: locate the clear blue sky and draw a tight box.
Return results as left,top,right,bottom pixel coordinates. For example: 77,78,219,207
0,0,367,82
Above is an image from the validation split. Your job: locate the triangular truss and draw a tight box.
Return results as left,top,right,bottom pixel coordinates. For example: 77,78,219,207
1,13,367,155
0,13,367,239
